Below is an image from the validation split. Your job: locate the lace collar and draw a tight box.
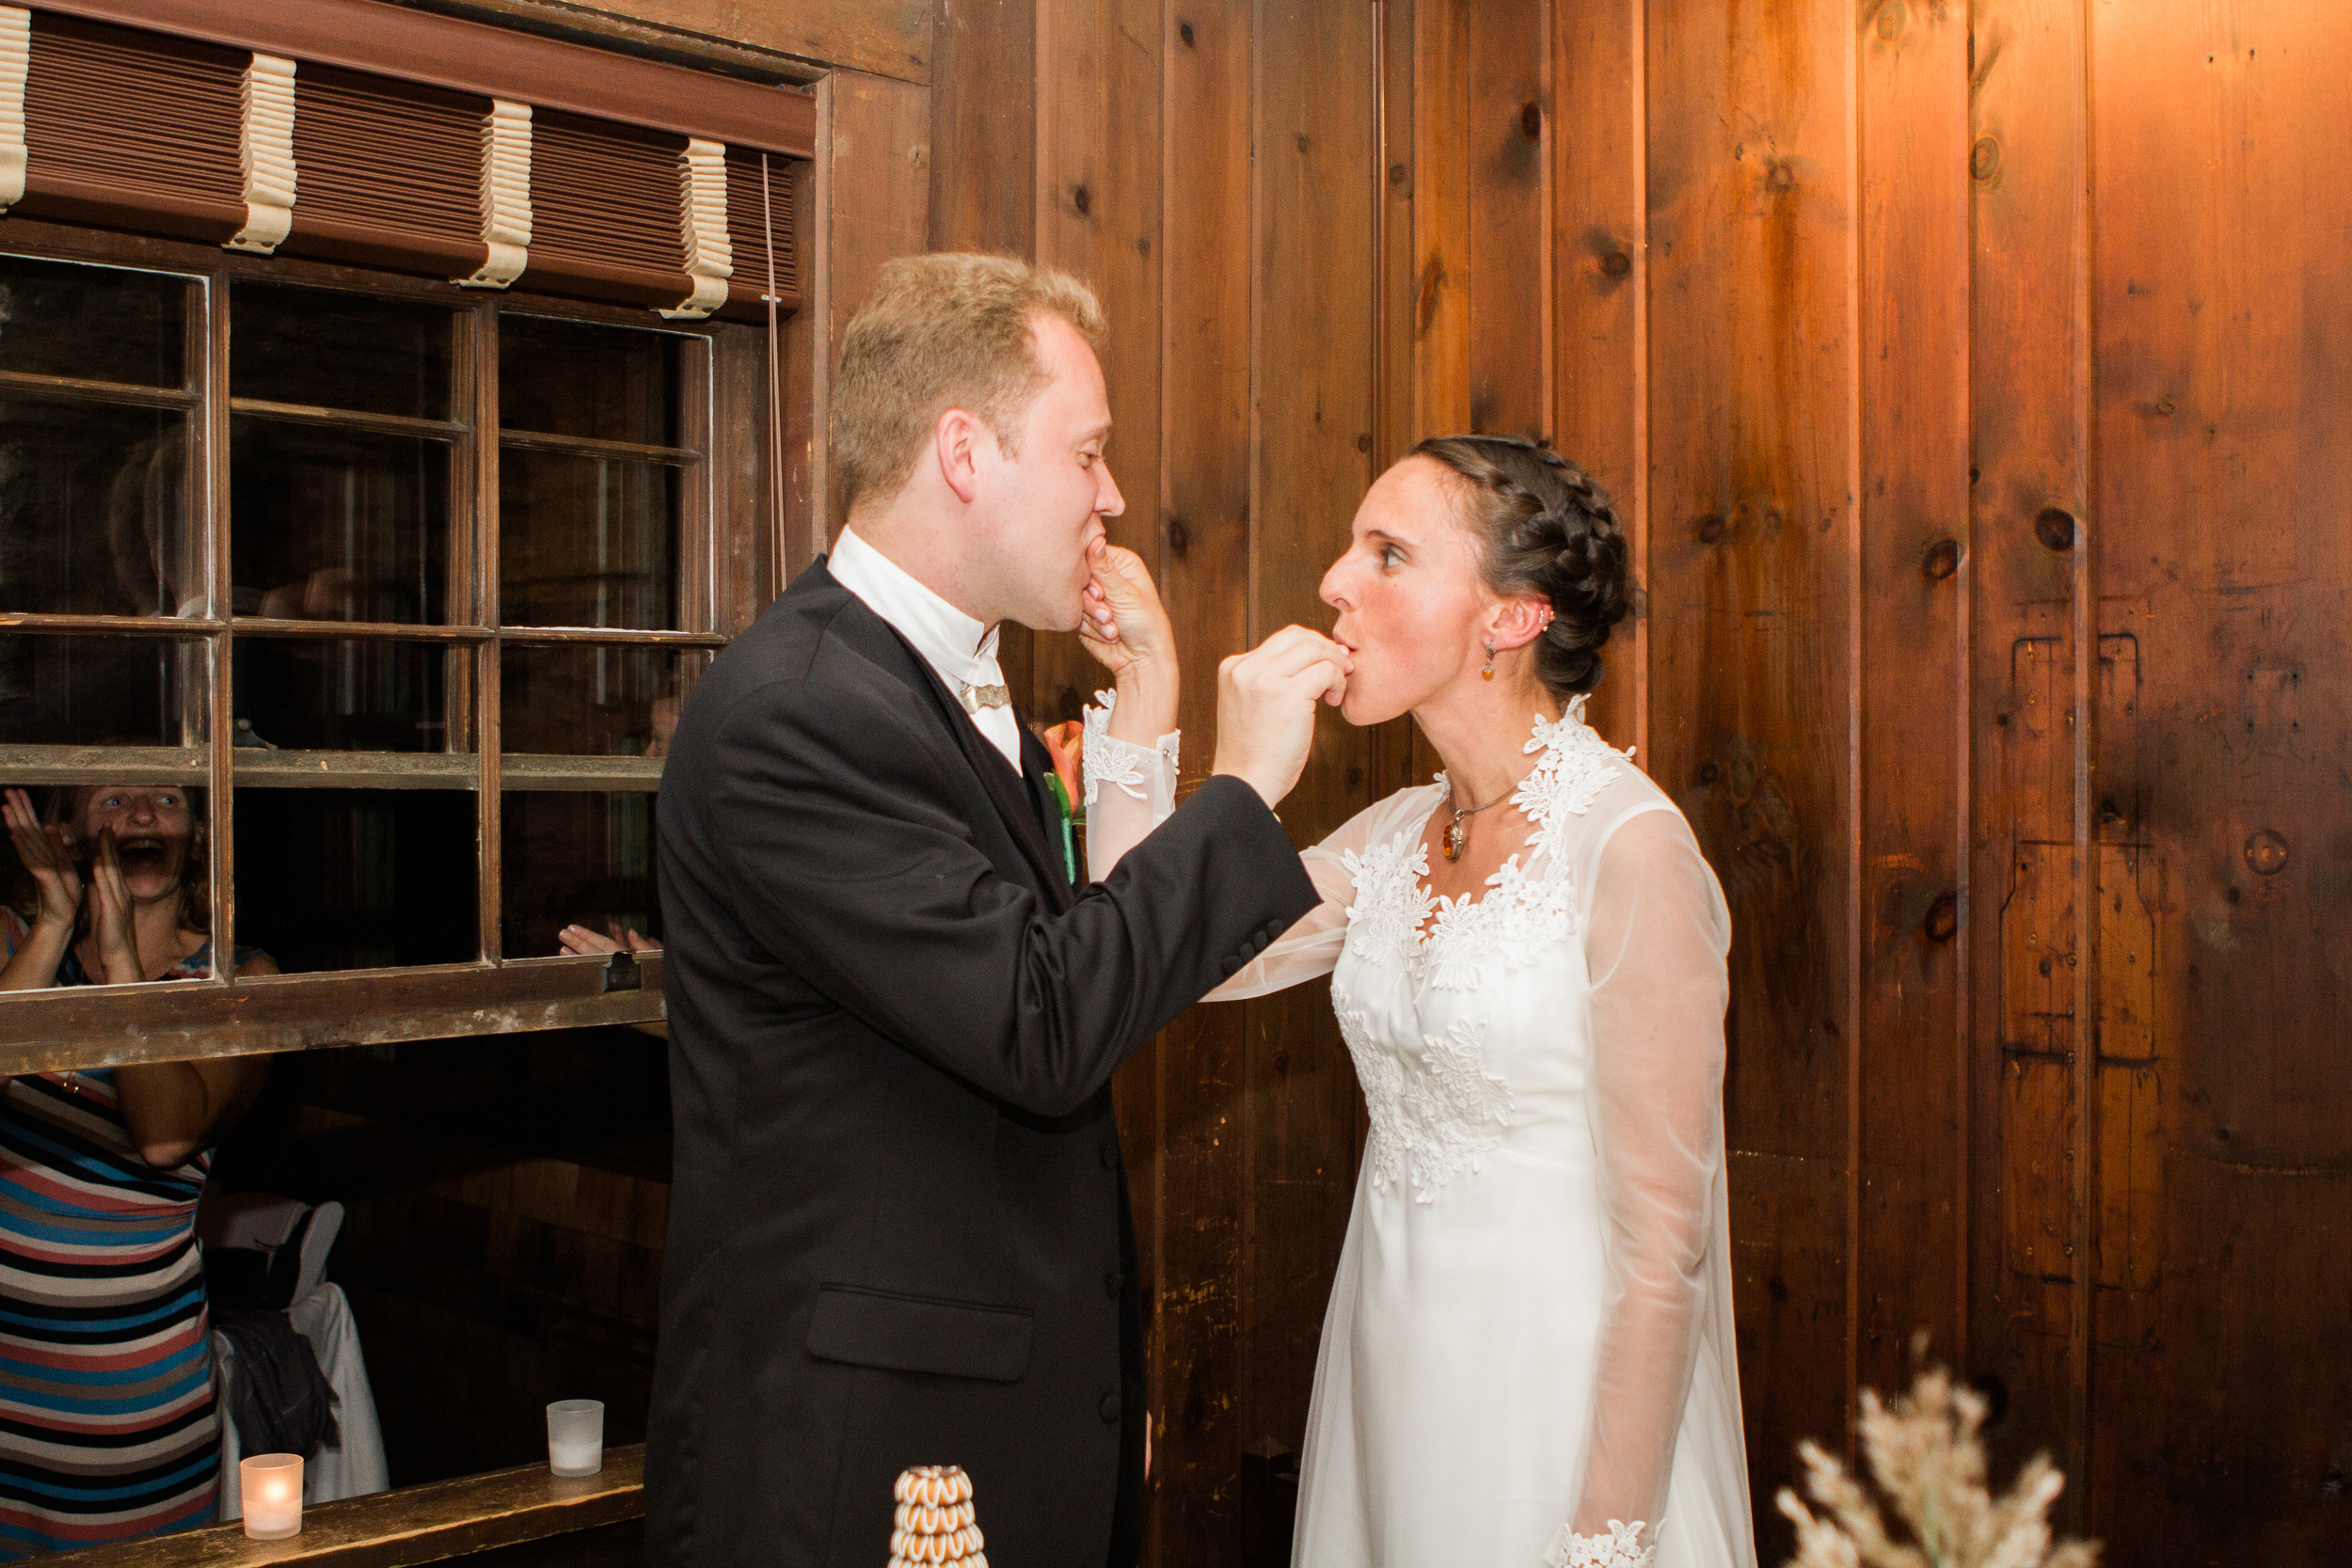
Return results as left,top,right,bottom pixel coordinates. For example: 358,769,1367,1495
1341,702,1628,984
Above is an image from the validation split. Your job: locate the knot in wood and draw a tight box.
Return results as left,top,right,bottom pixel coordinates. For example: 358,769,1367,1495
2244,829,2288,876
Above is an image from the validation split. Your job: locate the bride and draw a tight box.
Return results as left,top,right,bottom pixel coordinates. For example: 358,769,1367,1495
1077,436,1756,1568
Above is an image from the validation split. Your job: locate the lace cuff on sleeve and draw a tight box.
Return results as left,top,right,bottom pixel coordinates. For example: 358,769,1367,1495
1543,1520,1655,1568
1079,689,1181,882
1081,689,1179,814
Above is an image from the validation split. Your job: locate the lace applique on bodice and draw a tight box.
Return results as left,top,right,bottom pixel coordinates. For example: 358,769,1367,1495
1338,1008,1515,1204
1344,702,1629,986
1332,704,1633,1203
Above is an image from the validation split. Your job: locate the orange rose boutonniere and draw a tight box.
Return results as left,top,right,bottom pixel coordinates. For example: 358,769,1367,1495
1039,720,1085,883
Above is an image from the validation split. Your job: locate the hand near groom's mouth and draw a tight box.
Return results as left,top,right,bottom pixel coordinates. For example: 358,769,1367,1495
1078,539,1173,681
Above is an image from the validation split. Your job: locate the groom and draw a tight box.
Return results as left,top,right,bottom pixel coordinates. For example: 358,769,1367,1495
645,254,1344,1568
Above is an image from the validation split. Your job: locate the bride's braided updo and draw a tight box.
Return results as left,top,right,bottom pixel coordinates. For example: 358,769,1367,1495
1408,435,1632,700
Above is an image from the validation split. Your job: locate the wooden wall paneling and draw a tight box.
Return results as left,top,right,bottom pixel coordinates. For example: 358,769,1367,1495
1642,0,1859,1544
1033,0,1163,722
1242,3,1377,1557
1148,1,1256,1558
1548,0,1645,760
777,157,820,588
926,0,1039,698
1462,0,1547,441
928,0,1038,256
1964,0,2091,1504
1853,0,1968,1403
810,69,932,556
1366,0,1422,803
1408,0,1470,436
2083,4,2352,1555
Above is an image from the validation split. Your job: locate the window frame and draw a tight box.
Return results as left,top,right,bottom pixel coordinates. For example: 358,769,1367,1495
0,216,787,1067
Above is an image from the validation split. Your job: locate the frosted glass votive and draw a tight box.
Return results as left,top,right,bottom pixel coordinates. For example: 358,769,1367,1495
548,1399,605,1477
241,1453,304,1539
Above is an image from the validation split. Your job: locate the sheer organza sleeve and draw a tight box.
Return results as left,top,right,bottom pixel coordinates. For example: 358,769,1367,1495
1204,786,1436,1001
1551,804,1732,1566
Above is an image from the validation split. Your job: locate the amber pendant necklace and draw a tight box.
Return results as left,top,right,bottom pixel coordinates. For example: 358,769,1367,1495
1441,790,1509,861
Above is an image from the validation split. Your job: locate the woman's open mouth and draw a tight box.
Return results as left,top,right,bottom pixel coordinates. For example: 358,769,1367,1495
117,836,171,872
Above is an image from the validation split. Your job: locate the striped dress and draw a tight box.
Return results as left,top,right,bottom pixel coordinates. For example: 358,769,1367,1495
0,913,256,1555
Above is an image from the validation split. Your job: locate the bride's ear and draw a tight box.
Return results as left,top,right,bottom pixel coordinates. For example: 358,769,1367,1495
1486,595,1551,653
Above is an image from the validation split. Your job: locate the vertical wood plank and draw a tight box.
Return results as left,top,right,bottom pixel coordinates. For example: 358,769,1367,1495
1462,0,1547,440
1151,1,1255,1557
1642,0,1858,1547
1549,0,1645,759
925,0,1037,698
1408,0,1470,436
1246,15,1376,1567
1967,0,2090,1501
1034,0,1164,723
2081,2,2352,1554
812,70,932,552
1853,0,1969,1403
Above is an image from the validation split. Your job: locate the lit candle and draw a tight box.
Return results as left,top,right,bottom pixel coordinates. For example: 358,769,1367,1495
547,1399,605,1478
241,1453,303,1540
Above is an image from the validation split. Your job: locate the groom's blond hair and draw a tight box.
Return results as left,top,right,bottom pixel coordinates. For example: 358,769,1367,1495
834,253,1107,510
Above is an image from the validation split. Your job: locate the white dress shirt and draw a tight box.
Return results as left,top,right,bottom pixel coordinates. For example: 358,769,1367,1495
828,526,1023,770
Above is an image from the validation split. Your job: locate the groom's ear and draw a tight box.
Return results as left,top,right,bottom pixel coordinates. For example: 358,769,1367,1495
934,407,986,505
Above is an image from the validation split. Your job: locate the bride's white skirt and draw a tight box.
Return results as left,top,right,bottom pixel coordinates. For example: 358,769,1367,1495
1290,1152,1754,1567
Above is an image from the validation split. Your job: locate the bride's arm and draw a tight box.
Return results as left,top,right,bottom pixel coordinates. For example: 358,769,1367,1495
1552,806,1731,1566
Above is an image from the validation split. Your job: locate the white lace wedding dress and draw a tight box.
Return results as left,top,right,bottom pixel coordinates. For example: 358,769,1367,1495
1087,698,1756,1568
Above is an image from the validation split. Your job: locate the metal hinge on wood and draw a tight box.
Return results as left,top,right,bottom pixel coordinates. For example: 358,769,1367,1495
602,951,642,992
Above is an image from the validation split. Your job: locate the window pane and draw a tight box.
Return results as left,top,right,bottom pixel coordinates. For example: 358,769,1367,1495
235,640,451,752
230,282,454,421
499,452,678,629
502,790,659,961
0,771,215,988
233,788,477,973
0,401,197,616
0,254,186,388
500,315,681,447
230,418,451,625
0,634,206,748
0,637,209,987
501,645,696,756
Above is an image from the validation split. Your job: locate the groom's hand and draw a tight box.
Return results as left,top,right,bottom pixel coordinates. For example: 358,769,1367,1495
1212,626,1351,809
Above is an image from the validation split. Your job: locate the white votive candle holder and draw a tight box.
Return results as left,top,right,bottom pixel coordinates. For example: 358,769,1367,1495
241,1453,304,1539
547,1399,605,1477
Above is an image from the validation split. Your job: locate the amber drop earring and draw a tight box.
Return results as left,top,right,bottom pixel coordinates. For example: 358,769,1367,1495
1481,641,1495,680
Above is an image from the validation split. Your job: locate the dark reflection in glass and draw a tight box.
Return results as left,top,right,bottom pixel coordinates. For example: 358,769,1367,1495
501,644,695,756
0,403,195,616
230,283,454,421
232,789,477,973
500,315,681,446
503,790,658,961
230,419,450,624
234,640,449,752
0,254,186,388
0,634,205,747
499,452,677,629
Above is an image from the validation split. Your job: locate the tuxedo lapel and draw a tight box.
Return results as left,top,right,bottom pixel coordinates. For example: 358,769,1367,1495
817,562,1074,912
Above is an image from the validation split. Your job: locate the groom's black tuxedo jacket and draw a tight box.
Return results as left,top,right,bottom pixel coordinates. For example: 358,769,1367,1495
645,561,1318,1568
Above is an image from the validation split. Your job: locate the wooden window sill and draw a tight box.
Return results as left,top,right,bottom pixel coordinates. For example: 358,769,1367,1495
51,1445,644,1566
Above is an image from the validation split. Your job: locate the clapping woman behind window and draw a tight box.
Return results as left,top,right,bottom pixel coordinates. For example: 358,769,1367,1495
0,783,274,1553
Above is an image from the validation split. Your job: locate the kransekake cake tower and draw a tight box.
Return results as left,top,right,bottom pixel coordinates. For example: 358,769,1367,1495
887,1465,987,1568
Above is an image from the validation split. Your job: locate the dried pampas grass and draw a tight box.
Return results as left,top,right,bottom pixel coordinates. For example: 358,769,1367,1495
1777,1338,2099,1568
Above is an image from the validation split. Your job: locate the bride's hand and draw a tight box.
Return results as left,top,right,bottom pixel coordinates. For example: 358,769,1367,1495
1078,541,1174,681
